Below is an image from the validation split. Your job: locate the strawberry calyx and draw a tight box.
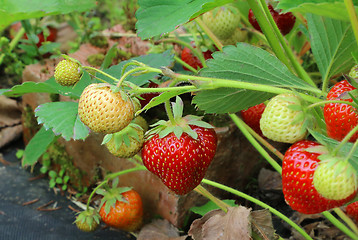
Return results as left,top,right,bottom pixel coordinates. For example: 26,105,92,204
145,96,214,140
74,208,100,232
102,123,144,150
97,182,133,215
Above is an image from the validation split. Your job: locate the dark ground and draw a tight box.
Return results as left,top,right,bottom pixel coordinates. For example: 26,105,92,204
0,138,135,240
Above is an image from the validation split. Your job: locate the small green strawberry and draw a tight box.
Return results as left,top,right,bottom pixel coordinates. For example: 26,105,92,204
75,208,100,232
132,115,149,133
260,93,307,143
54,59,82,86
220,27,248,46
313,157,358,200
78,83,135,134
202,5,241,40
349,64,358,79
103,123,145,158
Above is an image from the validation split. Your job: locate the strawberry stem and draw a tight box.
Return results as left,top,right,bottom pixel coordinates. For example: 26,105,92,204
81,66,120,83
116,66,149,88
332,124,358,156
201,178,313,240
194,17,223,52
85,166,146,210
229,113,282,173
307,100,358,110
194,185,230,213
322,211,358,240
334,208,358,236
173,55,199,74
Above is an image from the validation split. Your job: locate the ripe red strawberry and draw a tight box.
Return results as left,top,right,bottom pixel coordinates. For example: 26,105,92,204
282,140,356,214
54,59,82,86
241,103,266,137
142,125,217,195
78,83,135,134
346,201,358,222
181,47,213,71
99,188,143,231
248,4,296,35
324,80,358,142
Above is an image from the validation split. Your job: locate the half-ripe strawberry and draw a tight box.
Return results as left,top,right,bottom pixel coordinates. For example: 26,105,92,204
78,83,135,134
75,208,100,232
260,93,307,143
141,97,217,195
241,102,266,137
202,5,241,40
282,140,356,214
324,80,358,142
99,187,143,232
54,59,82,86
313,158,357,200
103,123,145,158
346,201,358,222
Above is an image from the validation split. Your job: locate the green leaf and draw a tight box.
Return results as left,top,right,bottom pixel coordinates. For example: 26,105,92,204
277,0,358,21
35,101,89,141
193,43,313,113
307,14,357,83
97,51,174,86
190,199,236,216
135,0,233,39
101,43,119,70
22,126,58,166
0,0,96,30
1,81,59,97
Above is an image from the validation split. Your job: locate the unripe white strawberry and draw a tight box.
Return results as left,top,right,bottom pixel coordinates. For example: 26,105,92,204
313,158,358,200
202,6,241,40
78,83,135,134
259,93,307,143
54,59,82,86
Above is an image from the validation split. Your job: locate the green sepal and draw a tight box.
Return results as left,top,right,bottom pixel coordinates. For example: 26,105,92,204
98,186,133,215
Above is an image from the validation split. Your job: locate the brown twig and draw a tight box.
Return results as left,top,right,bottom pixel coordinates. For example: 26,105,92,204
22,198,40,206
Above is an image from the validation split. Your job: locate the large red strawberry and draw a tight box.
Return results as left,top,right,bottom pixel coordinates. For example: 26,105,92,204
181,47,213,71
248,4,296,36
241,103,266,137
346,201,358,222
141,97,217,195
324,80,358,142
282,140,356,214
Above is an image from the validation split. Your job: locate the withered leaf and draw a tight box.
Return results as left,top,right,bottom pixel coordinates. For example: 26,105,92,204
188,206,252,240
251,209,275,240
137,219,187,240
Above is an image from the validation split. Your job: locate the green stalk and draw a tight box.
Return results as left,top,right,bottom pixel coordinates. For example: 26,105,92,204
201,178,313,240
307,100,358,110
345,0,358,47
334,208,358,235
258,0,315,87
85,166,146,210
0,27,26,65
332,124,358,156
195,17,223,51
229,114,282,174
116,67,149,87
246,0,291,70
322,211,358,240
194,185,230,212
82,65,121,83
173,55,198,74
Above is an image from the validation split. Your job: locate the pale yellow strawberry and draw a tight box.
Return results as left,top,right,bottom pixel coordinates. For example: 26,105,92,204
78,83,134,134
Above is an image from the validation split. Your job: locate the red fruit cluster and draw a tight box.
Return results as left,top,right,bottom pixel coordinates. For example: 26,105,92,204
181,47,213,71
282,140,355,214
142,125,217,195
346,202,358,222
10,22,57,47
248,4,296,35
324,80,358,142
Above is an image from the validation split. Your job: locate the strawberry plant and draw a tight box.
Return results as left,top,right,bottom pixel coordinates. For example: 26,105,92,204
4,0,358,239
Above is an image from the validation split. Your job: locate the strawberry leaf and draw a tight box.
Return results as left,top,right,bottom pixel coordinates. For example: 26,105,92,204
307,14,357,84
278,0,358,21
22,126,59,167
35,101,89,141
193,43,313,114
135,0,233,39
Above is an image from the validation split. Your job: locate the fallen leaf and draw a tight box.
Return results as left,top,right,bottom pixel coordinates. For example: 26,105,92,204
188,206,252,240
251,209,275,240
137,219,187,240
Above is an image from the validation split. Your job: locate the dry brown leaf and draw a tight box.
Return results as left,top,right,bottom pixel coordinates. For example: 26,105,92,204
137,219,187,240
188,206,252,240
0,96,22,148
251,209,275,240
258,168,282,191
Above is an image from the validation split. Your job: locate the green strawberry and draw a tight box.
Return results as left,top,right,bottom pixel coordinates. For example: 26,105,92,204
54,59,82,86
349,64,358,79
103,123,145,158
260,93,307,143
78,83,135,134
313,157,358,200
202,5,241,40
74,208,100,232
220,27,248,46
